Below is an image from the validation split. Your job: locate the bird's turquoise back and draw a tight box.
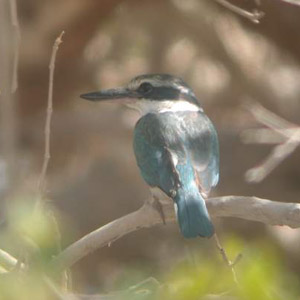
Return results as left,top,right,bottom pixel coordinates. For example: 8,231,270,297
133,111,219,238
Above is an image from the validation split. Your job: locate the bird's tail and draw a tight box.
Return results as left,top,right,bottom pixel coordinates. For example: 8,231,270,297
174,166,214,238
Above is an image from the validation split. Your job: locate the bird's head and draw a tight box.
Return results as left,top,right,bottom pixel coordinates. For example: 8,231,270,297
80,74,202,115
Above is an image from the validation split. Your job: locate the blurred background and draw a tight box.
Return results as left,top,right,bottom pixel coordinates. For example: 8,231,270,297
0,0,300,298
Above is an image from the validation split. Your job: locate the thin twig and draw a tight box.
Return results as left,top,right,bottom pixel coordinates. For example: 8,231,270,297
213,0,264,23
241,128,300,145
9,0,21,93
244,101,297,134
213,233,240,285
280,0,300,6
37,31,65,195
245,132,300,183
231,253,243,267
51,196,300,271
244,102,300,183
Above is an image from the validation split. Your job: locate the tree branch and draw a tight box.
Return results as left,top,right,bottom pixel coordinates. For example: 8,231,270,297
37,31,65,195
241,128,300,144
52,196,300,271
244,101,298,133
213,0,264,23
243,101,300,183
213,0,300,24
280,0,300,6
245,132,300,182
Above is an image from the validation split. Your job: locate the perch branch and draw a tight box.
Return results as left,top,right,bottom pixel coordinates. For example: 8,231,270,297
52,196,300,271
9,0,21,93
213,0,264,23
243,102,300,183
37,31,65,195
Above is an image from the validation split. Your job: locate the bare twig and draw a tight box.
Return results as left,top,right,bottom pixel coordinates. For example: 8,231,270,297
213,234,240,284
243,102,300,183
9,0,21,93
213,0,264,23
241,128,300,144
280,0,300,6
244,101,297,134
37,31,65,195
245,132,300,183
51,196,300,271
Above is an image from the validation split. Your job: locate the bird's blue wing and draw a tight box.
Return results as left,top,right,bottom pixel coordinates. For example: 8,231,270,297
133,111,219,196
133,114,183,196
181,111,219,195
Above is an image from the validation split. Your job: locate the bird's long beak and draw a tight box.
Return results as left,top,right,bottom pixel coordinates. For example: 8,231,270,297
80,87,139,102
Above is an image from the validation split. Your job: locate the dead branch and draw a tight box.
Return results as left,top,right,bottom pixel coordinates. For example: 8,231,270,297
213,0,300,23
243,102,300,183
51,196,300,271
280,0,300,6
241,128,300,144
37,31,65,195
213,0,264,23
244,101,298,133
245,132,300,182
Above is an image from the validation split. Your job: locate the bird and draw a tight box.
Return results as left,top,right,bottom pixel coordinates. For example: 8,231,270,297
80,74,219,239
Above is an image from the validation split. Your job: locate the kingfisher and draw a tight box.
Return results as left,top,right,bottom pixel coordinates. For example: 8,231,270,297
80,74,219,238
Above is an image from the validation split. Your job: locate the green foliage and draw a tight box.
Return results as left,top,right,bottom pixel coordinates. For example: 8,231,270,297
0,198,63,299
0,271,50,300
155,236,299,300
95,236,299,300
6,198,61,267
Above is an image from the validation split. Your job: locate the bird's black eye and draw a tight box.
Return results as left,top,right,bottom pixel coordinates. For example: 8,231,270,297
137,82,153,94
